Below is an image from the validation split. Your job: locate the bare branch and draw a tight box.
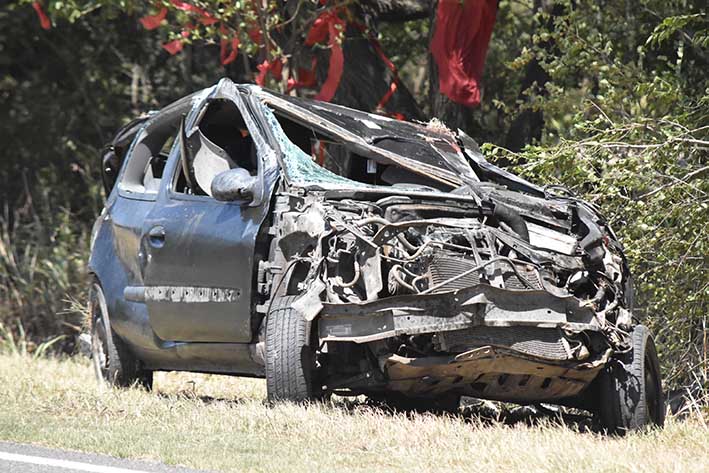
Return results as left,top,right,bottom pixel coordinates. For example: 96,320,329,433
640,164,709,199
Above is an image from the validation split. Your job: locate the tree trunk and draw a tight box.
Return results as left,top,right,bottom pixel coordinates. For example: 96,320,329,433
331,27,423,120
428,56,474,132
504,59,547,152
280,2,424,120
504,0,565,151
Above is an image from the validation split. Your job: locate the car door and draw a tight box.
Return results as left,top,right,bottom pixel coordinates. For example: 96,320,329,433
105,98,194,332
139,82,278,343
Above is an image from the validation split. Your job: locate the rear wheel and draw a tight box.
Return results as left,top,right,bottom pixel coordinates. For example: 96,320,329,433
595,324,664,433
265,295,321,402
90,282,153,389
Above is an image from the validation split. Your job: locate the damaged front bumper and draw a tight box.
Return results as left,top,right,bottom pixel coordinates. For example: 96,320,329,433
318,284,601,344
317,285,608,401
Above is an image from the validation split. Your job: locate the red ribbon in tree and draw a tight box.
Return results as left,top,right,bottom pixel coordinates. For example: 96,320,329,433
305,9,346,102
32,2,51,30
248,27,262,45
221,37,240,65
170,0,217,25
200,16,218,26
162,39,184,55
256,58,283,85
163,28,192,55
140,7,168,30
171,0,206,17
376,82,398,111
220,25,240,65
348,21,405,118
142,1,216,54
430,0,497,107
286,61,318,92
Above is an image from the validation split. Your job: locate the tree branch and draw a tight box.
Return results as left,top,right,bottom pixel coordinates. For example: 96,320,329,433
361,0,432,22
640,164,709,199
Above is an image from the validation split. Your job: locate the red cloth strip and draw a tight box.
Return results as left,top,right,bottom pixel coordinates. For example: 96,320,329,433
32,2,51,30
170,0,217,25
256,58,283,85
220,37,240,65
376,81,398,110
220,24,240,65
200,16,218,26
430,0,497,107
306,10,346,102
171,0,206,15
163,39,184,55
314,23,343,101
163,28,191,55
369,33,399,109
286,63,318,92
248,26,262,44
140,7,167,30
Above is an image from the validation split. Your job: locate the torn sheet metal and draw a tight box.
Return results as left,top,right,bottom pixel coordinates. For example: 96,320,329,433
382,346,608,402
126,285,242,303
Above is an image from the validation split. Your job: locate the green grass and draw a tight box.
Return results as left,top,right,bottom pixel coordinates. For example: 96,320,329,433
0,353,707,473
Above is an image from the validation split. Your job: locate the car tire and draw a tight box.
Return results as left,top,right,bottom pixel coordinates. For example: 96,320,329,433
265,295,321,402
596,324,665,433
90,282,153,389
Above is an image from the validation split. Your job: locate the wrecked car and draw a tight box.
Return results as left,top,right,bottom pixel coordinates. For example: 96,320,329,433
89,78,664,432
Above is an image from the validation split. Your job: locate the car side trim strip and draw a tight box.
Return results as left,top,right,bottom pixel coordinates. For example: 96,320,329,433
124,285,242,303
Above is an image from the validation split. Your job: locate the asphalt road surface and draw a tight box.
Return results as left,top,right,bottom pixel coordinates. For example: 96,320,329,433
0,442,212,473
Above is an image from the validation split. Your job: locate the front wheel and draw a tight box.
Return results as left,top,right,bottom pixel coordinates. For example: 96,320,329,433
265,295,321,402
595,324,665,433
90,282,152,389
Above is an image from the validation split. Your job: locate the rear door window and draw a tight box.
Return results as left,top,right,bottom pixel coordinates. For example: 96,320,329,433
118,96,193,198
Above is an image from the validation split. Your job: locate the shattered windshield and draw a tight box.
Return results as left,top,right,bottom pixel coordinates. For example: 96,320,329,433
262,108,371,188
255,90,479,191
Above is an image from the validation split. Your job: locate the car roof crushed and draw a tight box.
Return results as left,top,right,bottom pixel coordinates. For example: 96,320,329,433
253,88,481,190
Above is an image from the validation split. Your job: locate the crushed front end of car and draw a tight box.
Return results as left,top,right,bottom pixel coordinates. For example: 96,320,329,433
267,185,632,404
252,88,659,425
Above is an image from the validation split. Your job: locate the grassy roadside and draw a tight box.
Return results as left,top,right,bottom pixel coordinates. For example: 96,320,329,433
0,353,707,473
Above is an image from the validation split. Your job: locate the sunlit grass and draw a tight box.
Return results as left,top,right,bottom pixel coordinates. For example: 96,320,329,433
0,353,707,473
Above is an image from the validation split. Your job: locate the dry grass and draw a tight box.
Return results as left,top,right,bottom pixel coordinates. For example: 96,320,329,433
0,353,707,473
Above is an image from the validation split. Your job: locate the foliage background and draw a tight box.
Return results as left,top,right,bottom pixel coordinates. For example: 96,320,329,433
0,0,706,395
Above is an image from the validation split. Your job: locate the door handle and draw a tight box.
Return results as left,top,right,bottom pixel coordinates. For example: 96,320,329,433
147,226,166,248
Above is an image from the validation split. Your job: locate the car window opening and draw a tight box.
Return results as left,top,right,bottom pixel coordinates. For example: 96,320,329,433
270,109,451,192
175,99,258,196
119,116,177,195
147,134,173,182
101,116,149,196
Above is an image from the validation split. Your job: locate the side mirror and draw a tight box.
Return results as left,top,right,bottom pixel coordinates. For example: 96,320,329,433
211,168,258,203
